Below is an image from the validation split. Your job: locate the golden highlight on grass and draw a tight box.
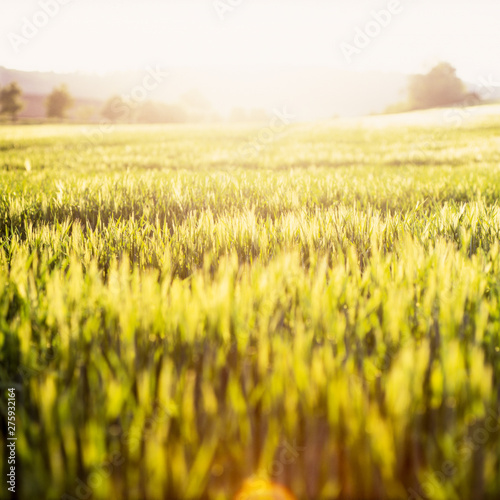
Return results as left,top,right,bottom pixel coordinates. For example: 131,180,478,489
1,117,500,499
234,478,295,500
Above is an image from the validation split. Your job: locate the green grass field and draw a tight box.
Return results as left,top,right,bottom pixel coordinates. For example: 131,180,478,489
1,108,500,499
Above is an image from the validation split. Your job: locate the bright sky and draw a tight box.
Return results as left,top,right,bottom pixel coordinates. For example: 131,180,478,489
0,0,499,81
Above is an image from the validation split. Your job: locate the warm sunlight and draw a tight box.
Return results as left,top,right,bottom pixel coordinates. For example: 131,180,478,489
2,2,500,499
1,0,500,79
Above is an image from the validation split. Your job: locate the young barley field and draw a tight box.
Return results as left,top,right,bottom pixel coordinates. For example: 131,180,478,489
1,109,500,500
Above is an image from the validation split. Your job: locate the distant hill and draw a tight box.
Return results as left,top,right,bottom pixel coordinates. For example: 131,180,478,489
15,94,103,121
0,66,410,121
2,66,497,121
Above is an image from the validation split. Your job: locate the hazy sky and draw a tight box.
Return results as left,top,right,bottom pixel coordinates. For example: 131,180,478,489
1,0,499,81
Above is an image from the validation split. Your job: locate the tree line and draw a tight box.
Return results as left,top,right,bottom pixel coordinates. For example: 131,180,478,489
0,63,484,122
0,83,221,124
0,82,74,121
0,83,269,124
385,62,481,114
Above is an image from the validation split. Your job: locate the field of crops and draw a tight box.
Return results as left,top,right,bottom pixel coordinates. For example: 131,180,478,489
1,108,500,500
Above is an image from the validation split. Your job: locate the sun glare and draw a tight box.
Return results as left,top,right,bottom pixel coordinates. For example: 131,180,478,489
3,2,500,500
0,0,499,79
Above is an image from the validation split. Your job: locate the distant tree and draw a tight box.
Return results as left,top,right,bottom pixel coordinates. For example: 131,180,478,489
160,103,188,123
135,100,162,123
0,82,24,121
46,85,74,119
101,95,130,122
76,105,96,122
135,101,187,123
408,63,467,110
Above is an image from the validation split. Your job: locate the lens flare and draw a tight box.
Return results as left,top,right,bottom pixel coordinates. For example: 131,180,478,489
234,477,295,500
